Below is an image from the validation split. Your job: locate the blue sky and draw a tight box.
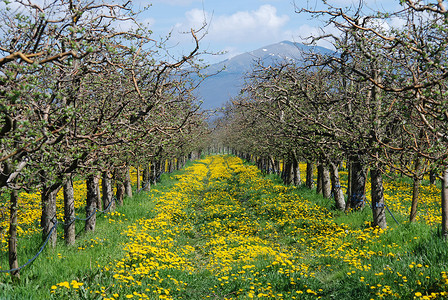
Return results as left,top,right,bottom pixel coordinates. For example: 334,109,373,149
137,0,400,64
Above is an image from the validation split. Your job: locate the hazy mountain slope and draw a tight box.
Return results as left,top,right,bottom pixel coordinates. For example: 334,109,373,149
197,41,332,110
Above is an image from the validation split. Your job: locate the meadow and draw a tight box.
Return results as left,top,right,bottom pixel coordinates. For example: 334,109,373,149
0,155,447,299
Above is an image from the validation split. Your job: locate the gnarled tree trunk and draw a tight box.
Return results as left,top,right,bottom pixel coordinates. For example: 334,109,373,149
322,164,331,199
292,154,301,186
316,163,323,195
102,171,114,212
442,168,448,239
124,165,132,198
410,157,423,222
330,162,345,211
282,157,294,185
348,156,367,211
306,162,314,189
41,184,61,248
136,166,141,192
85,174,98,232
371,168,387,229
63,177,76,245
429,169,437,185
9,189,19,281
114,168,125,206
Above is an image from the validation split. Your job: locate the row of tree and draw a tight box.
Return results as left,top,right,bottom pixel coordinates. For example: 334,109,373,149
212,0,448,234
0,0,208,280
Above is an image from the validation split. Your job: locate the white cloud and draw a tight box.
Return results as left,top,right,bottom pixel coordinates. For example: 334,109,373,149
388,16,407,29
177,5,289,44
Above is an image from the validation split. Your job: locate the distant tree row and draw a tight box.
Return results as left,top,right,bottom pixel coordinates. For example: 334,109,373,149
212,0,448,235
0,0,208,280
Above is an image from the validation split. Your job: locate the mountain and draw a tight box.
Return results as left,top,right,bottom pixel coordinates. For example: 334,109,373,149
196,41,333,110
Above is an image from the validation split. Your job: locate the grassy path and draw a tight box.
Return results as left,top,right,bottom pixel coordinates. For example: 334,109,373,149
3,155,448,299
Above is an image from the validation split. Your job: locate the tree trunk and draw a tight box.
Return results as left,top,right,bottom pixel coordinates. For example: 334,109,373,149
322,165,331,198
115,169,125,206
346,159,352,211
441,168,448,239
41,184,60,248
63,177,76,245
348,157,367,210
410,157,422,222
275,159,281,176
269,156,277,174
429,169,437,185
153,160,160,184
102,171,114,212
150,160,156,184
85,174,98,232
316,163,323,195
410,176,421,222
371,168,387,229
167,159,172,173
142,165,149,190
330,163,345,210
159,160,164,178
306,162,314,189
95,173,102,211
136,166,141,192
8,189,20,281
283,158,294,185
124,165,132,198
292,155,301,186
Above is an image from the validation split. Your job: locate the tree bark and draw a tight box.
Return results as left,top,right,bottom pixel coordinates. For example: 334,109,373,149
115,169,125,206
306,162,314,189
283,158,294,185
41,184,61,248
292,155,301,186
8,189,20,280
95,173,102,211
142,165,149,189
152,160,160,185
275,159,281,176
330,162,345,210
429,169,437,185
410,176,421,222
346,159,352,211
136,166,141,192
371,168,387,229
316,163,323,195
85,174,98,232
348,156,367,210
441,168,448,239
124,165,133,198
102,171,114,212
143,164,151,191
158,160,164,179
269,156,277,174
150,160,156,184
63,177,76,245
322,165,331,198
176,157,181,170
410,158,422,222
167,159,172,173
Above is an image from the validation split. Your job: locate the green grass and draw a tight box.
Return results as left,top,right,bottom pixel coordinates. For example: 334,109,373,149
1,157,448,299
0,185,159,299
